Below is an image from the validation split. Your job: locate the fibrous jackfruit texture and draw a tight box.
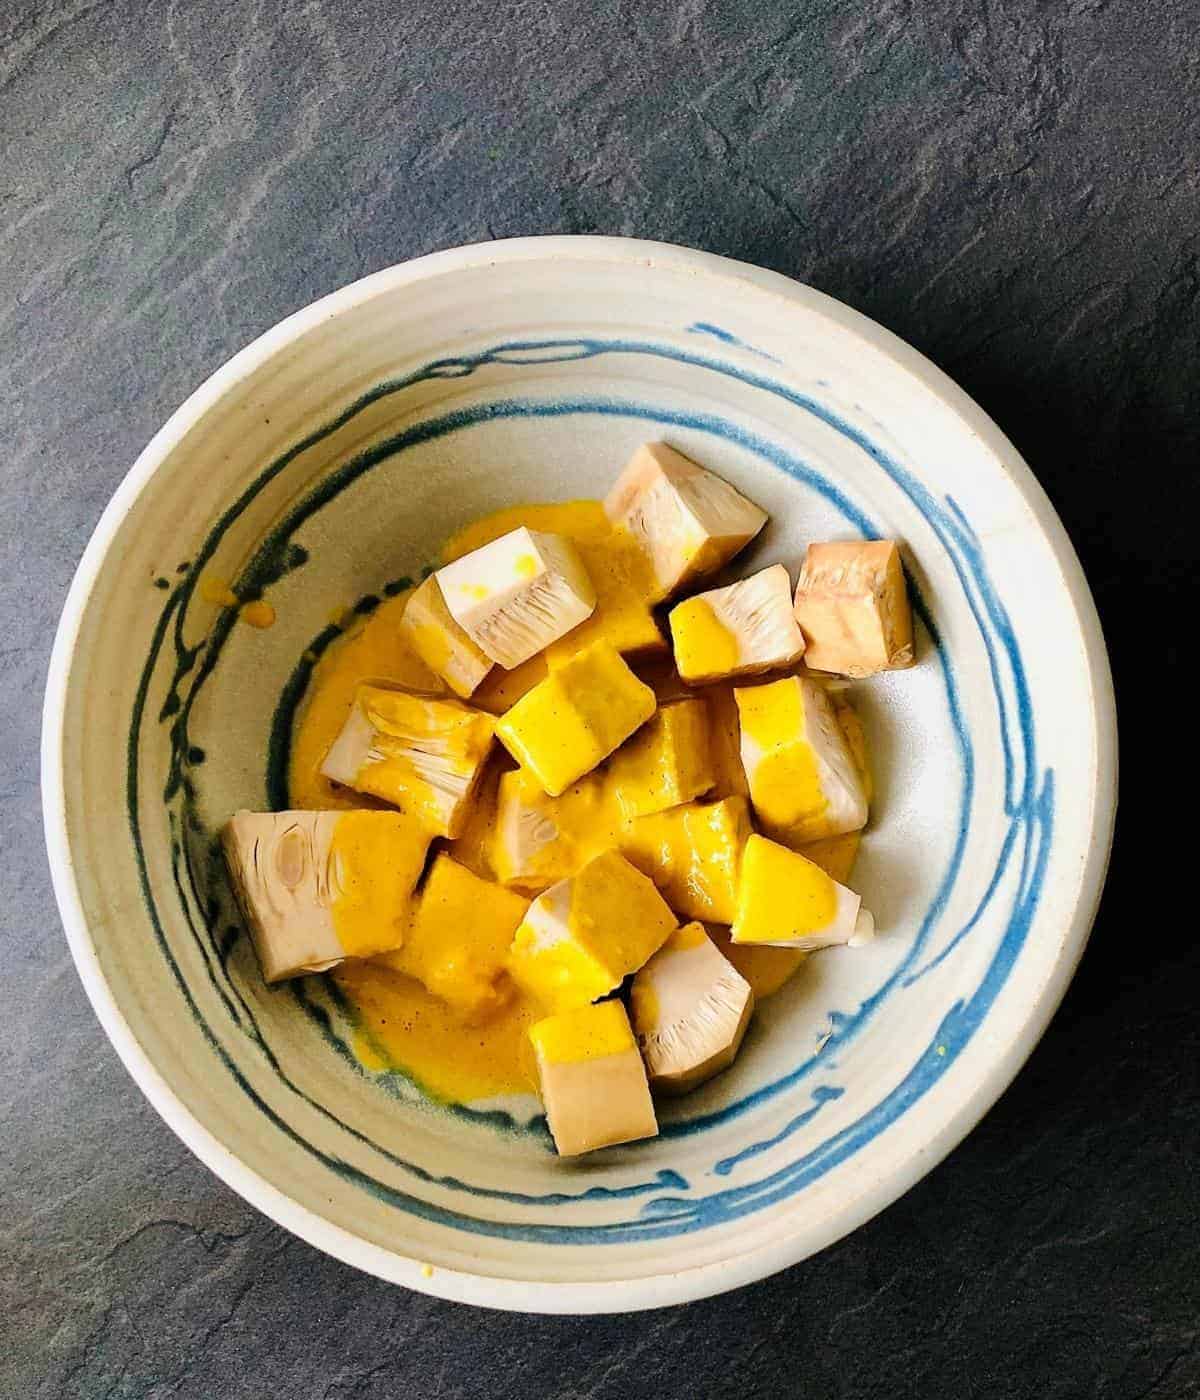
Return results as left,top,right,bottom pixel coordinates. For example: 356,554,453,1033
630,922,754,1094
669,564,806,683
735,675,868,845
398,573,494,698
320,685,496,837
793,540,915,677
435,526,596,669
604,442,768,599
222,809,431,981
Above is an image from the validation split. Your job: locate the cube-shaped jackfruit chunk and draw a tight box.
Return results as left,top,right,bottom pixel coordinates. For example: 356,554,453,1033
320,685,495,838
530,1000,658,1156
731,834,872,951
491,767,572,890
630,922,754,1094
222,810,432,982
506,850,677,1013
604,442,768,599
398,574,494,698
374,855,528,1022
496,642,656,796
606,698,715,819
491,766,622,891
734,675,868,845
621,795,752,924
669,564,806,684
435,527,596,669
792,540,914,677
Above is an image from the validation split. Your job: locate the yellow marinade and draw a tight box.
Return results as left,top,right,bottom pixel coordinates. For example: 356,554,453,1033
668,596,740,678
735,677,826,835
327,811,430,957
529,997,637,1064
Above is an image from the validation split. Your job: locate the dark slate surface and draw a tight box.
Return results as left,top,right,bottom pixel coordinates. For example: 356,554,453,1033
1,0,1194,1395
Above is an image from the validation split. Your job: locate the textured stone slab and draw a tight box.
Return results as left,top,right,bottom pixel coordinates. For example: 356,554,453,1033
1,0,1195,1395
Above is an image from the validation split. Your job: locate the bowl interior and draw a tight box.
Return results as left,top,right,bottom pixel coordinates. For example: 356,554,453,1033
48,240,1112,1311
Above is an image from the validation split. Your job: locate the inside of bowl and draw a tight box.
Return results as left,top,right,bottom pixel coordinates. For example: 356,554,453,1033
55,247,1103,1303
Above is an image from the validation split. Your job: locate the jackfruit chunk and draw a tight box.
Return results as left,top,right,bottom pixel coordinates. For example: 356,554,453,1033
222,810,432,982
491,766,566,890
621,795,752,924
398,574,494,698
793,540,915,677
374,855,528,1022
441,501,665,667
496,642,656,796
491,766,621,891
604,442,768,599
735,676,868,846
731,834,873,951
506,850,677,1013
709,925,808,1003
320,685,495,838
435,527,596,669
631,923,754,1094
669,564,806,684
606,698,715,819
530,1000,658,1156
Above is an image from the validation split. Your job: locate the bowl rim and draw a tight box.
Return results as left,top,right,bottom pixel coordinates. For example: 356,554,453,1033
41,234,1118,1313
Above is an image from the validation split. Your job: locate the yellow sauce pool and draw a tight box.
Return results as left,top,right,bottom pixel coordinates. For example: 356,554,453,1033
335,960,538,1101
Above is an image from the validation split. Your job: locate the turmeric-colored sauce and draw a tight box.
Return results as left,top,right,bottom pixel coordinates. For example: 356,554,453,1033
199,575,276,628
669,596,740,679
200,575,240,608
736,678,828,839
290,588,542,1105
334,960,538,1101
529,999,637,1065
240,600,276,629
328,811,429,958
377,854,527,1021
288,500,869,1109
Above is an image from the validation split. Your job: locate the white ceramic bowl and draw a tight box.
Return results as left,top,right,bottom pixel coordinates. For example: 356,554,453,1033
43,237,1116,1313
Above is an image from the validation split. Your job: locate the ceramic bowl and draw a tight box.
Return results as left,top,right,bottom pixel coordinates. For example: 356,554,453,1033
42,237,1116,1312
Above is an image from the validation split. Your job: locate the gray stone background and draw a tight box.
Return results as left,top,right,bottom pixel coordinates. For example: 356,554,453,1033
1,0,1195,1396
